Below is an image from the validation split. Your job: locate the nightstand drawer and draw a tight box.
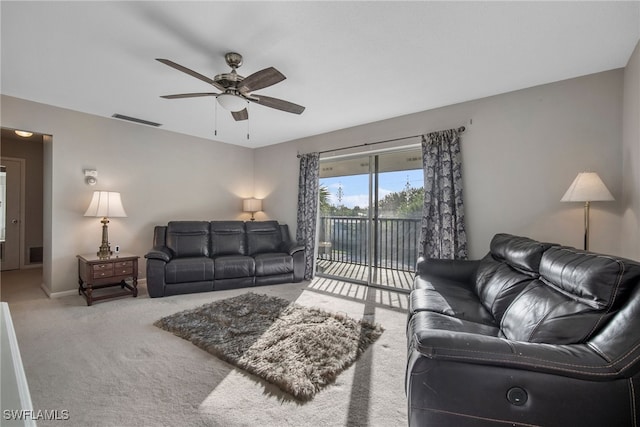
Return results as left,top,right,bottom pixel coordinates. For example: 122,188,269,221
92,263,114,278
114,260,134,276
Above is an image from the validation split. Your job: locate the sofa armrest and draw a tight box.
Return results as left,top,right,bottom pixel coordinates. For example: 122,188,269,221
411,329,621,380
144,246,172,262
280,241,305,256
415,257,481,282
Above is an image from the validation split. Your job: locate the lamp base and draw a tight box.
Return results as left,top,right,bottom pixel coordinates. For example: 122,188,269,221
583,201,590,251
97,217,112,258
97,247,113,259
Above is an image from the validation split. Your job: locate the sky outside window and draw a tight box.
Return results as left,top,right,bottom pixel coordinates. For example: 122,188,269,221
321,169,423,209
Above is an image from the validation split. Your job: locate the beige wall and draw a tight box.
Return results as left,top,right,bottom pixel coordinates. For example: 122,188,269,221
1,95,255,295
255,70,626,259
1,59,636,295
621,39,640,260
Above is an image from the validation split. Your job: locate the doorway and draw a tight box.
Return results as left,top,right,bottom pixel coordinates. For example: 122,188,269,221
317,147,423,292
0,128,45,272
0,158,24,270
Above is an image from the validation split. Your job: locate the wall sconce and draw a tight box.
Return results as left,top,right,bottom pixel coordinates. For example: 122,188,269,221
84,169,98,186
243,198,262,221
561,172,614,251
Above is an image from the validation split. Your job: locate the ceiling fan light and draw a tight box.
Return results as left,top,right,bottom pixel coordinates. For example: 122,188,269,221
217,93,247,112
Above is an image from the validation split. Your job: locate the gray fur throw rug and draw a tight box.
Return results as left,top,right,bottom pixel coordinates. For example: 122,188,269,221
154,292,384,401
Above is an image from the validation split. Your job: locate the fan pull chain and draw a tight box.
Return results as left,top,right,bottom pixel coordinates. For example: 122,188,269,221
246,101,250,140
214,99,218,136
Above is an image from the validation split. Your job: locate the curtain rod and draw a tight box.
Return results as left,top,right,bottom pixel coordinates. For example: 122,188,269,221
297,125,466,158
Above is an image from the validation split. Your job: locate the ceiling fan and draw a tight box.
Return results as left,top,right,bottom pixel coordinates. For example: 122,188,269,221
157,52,305,121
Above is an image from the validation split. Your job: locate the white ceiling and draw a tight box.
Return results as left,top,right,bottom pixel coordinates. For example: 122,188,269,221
1,1,639,148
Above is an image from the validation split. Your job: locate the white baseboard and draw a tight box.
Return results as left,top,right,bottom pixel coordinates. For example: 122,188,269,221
44,285,77,299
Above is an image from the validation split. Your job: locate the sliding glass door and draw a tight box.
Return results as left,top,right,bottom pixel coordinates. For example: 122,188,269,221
317,148,423,292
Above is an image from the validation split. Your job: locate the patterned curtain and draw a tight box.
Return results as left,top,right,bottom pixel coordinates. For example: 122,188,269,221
296,153,320,279
419,129,468,259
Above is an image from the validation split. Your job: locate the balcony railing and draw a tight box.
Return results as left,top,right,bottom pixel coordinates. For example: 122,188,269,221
317,216,421,273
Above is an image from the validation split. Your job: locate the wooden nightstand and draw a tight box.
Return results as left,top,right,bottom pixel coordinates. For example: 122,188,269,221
77,253,139,306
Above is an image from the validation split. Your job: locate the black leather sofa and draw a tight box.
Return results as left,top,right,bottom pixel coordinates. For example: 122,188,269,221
406,233,640,426
144,220,305,297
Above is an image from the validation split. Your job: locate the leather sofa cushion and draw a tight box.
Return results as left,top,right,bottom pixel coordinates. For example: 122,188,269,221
165,257,214,284
210,221,246,256
474,254,537,323
246,221,282,255
408,311,500,340
409,287,495,325
413,274,470,291
412,274,495,325
540,247,640,311
254,253,293,276
500,247,640,344
214,255,255,279
501,279,605,344
166,221,210,258
489,233,553,275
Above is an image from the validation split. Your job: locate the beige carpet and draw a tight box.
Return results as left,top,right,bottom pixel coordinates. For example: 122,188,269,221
2,270,408,427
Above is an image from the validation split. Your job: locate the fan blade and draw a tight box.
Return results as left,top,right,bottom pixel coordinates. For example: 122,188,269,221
160,92,219,99
238,67,286,93
156,58,225,90
232,109,248,121
253,95,305,114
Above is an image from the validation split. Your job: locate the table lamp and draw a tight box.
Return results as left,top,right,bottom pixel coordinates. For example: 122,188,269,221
84,191,127,257
243,198,262,221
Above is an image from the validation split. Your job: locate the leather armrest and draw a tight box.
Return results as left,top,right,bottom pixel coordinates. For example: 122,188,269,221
415,257,481,282
144,247,172,262
411,329,620,380
281,241,305,256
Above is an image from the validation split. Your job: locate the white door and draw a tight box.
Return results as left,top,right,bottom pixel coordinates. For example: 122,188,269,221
1,158,22,271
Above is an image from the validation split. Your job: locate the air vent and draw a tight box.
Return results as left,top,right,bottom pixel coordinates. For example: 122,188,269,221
29,246,43,264
112,114,162,127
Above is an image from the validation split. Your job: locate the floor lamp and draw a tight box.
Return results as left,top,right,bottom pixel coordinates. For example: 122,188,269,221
561,172,614,251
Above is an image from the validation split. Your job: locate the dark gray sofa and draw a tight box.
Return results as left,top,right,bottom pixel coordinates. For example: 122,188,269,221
406,233,640,426
144,220,305,297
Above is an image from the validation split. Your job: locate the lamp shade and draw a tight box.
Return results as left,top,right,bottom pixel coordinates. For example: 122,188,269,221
243,198,262,213
84,191,127,218
561,172,614,202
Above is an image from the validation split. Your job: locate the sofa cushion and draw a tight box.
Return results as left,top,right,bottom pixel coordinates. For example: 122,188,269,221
489,233,553,275
409,287,495,325
166,221,210,258
165,257,214,284
541,247,640,311
474,254,538,323
210,221,246,256
408,311,500,340
246,221,282,255
501,247,640,344
254,253,294,277
214,255,255,279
